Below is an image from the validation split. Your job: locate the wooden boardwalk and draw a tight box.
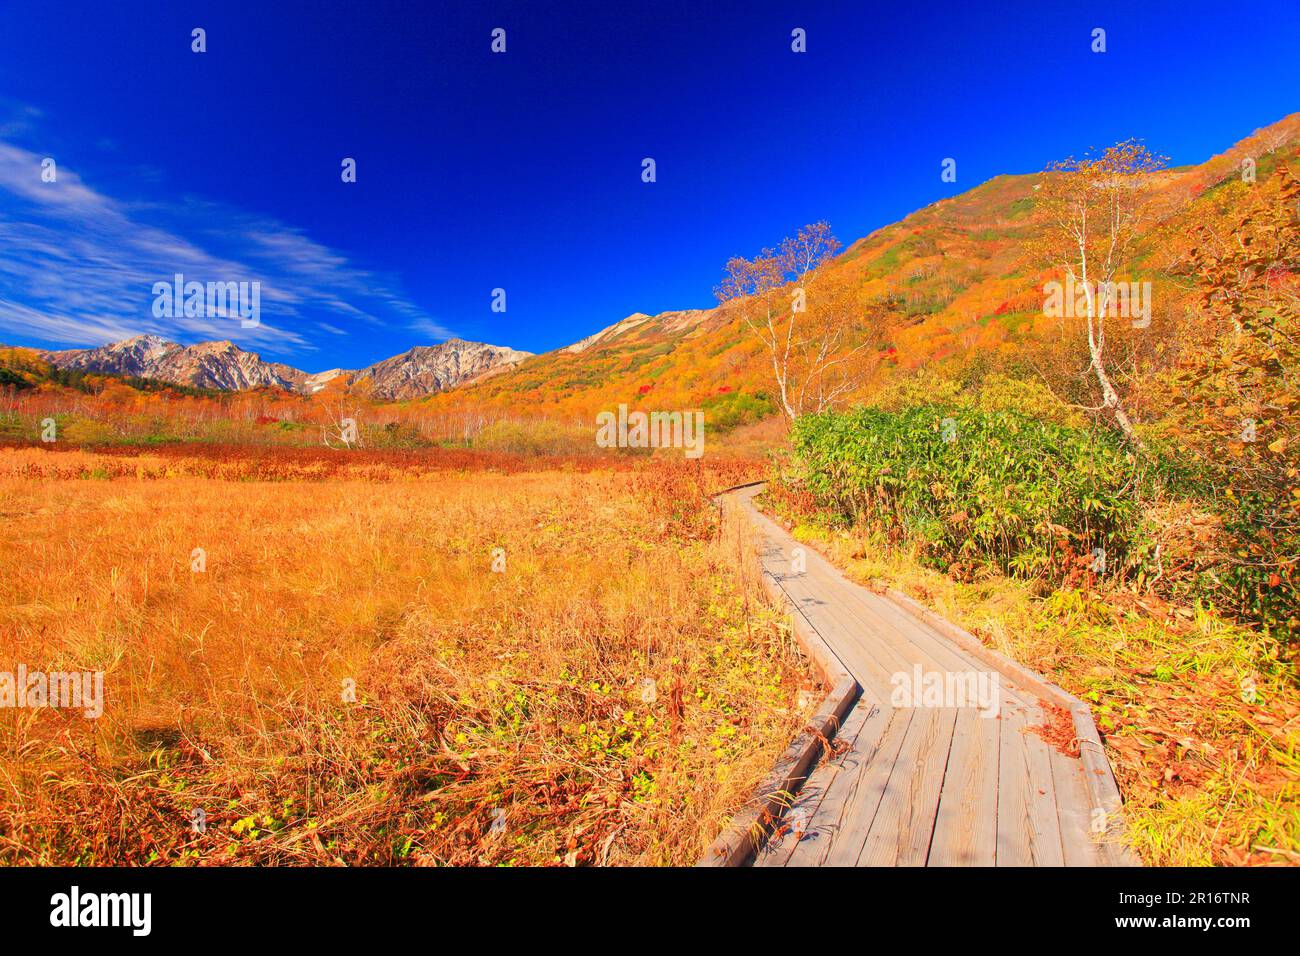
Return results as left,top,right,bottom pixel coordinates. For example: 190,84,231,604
725,486,1132,868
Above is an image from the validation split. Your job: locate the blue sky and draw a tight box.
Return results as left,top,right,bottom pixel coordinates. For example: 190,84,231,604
0,1,1296,372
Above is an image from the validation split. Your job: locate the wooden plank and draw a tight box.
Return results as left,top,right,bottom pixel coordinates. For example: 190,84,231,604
928,705,1000,866
1049,746,1102,867
857,706,960,866
996,703,1036,865
820,707,916,866
997,701,1065,866
762,695,891,867
1021,707,1067,867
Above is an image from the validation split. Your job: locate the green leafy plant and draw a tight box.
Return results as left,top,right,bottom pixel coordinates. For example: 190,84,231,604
790,405,1142,580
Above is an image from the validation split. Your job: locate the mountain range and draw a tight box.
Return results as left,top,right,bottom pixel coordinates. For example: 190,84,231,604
37,335,532,400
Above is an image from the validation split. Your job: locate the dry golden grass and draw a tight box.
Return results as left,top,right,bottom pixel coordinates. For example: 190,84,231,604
0,448,814,865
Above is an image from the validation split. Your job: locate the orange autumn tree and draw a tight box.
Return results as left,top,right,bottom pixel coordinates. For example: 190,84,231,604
716,222,874,420
1033,141,1168,446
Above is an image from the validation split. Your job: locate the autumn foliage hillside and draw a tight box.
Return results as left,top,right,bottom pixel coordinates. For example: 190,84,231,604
419,113,1300,431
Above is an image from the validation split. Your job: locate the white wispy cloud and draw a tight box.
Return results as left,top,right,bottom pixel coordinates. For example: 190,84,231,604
0,124,453,358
